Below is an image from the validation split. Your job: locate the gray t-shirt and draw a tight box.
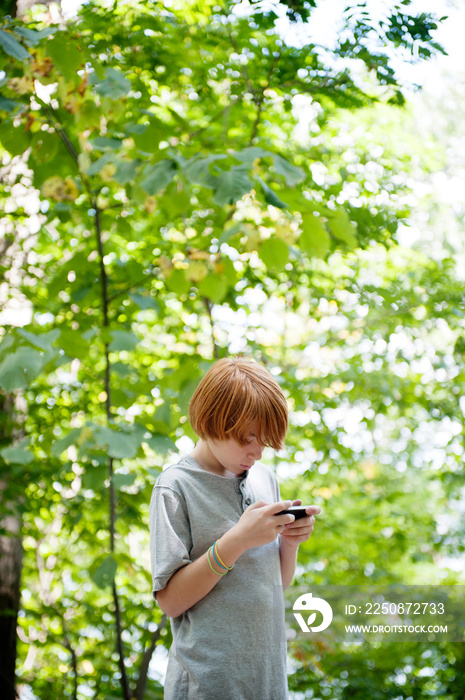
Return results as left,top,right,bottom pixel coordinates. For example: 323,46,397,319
149,455,288,700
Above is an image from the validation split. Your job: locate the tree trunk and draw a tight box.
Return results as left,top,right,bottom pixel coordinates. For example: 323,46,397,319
0,506,22,700
0,0,17,18
0,394,25,700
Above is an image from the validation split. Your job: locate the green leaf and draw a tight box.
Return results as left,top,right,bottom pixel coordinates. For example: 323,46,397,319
91,67,131,98
141,159,177,195
280,190,320,212
218,223,241,245
0,347,45,391
213,166,253,206
158,185,191,218
91,555,117,589
91,137,123,150
46,33,85,82
82,464,107,490
75,100,101,131
0,440,34,465
129,293,159,311
165,268,190,295
197,274,228,303
232,146,273,164
30,131,58,168
233,148,305,186
92,425,143,459
257,177,288,209
272,154,305,186
112,362,133,378
0,96,22,112
0,30,30,60
108,330,139,352
131,117,171,153
152,402,172,433
107,432,139,459
125,123,147,135
71,285,93,302
13,27,57,46
86,153,115,176
0,123,31,156
183,154,227,187
0,337,15,362
51,428,83,456
220,257,237,286
59,330,91,360
327,210,358,247
147,434,176,456
112,472,137,489
17,328,60,351
300,213,331,257
258,237,289,271
114,159,139,184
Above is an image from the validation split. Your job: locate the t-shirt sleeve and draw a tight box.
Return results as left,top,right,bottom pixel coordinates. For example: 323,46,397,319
149,484,192,596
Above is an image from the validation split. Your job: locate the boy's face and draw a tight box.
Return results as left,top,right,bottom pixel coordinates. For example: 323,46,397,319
206,430,264,477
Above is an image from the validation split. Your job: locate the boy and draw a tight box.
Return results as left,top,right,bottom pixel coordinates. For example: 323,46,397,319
150,357,320,699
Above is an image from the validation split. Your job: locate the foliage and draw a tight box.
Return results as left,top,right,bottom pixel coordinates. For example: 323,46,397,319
0,1,463,699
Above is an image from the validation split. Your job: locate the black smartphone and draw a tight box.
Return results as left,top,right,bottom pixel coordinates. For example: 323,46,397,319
275,505,311,520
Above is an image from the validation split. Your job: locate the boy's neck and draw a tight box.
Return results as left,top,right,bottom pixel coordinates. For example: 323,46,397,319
191,439,233,478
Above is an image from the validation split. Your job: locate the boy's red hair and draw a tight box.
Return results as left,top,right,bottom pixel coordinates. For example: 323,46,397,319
188,358,288,450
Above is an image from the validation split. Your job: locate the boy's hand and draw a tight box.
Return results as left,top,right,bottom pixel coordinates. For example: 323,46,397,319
233,500,296,549
280,499,321,548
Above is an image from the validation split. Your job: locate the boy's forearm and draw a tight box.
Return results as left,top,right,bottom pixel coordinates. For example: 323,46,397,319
156,527,247,618
279,539,299,589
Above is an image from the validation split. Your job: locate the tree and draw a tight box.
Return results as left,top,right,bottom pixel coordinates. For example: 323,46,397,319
0,0,452,697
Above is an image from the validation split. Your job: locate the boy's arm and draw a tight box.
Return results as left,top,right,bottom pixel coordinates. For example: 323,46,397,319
279,502,321,589
156,499,294,618
156,525,246,618
279,538,300,589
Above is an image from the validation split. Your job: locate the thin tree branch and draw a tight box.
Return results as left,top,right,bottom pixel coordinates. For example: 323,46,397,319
94,203,131,700
112,581,130,699
216,18,282,147
94,204,112,417
134,615,167,700
224,21,256,97
187,101,236,140
62,638,78,700
106,270,160,304
37,100,80,166
99,202,126,210
35,530,78,700
249,96,265,146
203,296,219,359
249,49,282,145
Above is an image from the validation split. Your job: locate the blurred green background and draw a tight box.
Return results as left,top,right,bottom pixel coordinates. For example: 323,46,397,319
0,0,464,698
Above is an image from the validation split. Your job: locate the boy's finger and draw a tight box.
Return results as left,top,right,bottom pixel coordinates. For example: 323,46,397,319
285,516,315,529
268,500,293,514
305,506,322,516
275,513,295,525
247,499,267,509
